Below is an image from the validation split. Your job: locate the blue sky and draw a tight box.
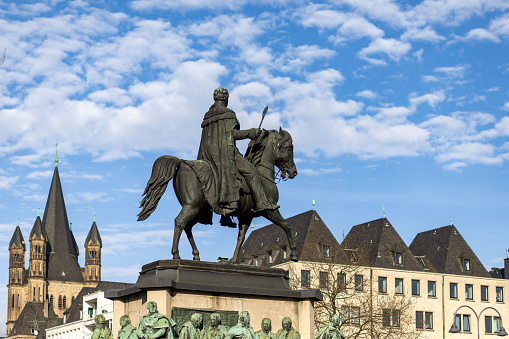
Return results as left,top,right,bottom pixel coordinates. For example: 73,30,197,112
1,0,509,334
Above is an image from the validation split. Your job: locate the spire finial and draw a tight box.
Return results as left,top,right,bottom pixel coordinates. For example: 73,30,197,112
312,197,316,210
70,222,72,230
54,142,62,166
37,207,40,217
383,205,385,218
17,217,19,226
250,222,254,229
450,214,453,226
93,213,96,222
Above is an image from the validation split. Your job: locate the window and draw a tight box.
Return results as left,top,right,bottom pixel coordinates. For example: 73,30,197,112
355,275,363,291
319,271,329,289
323,245,330,258
463,315,471,332
254,256,258,266
379,277,387,293
454,314,461,331
267,251,272,265
62,296,67,309
465,284,473,300
450,283,458,299
88,307,94,319
337,273,346,290
428,281,436,297
412,280,420,296
49,295,54,307
282,246,287,260
351,307,360,325
301,270,310,288
486,316,493,333
383,309,391,327
481,285,488,301
341,306,350,324
416,311,423,329
71,296,75,304
395,278,403,294
392,310,400,327
395,252,403,265
495,317,501,333
425,312,433,329
496,287,504,302
58,295,62,308
463,259,471,271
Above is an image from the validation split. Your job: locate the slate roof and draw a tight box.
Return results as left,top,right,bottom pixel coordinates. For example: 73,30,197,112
61,281,135,325
85,222,102,247
341,218,423,271
238,210,342,265
30,216,47,241
409,225,490,277
9,226,26,251
42,166,83,282
9,302,59,338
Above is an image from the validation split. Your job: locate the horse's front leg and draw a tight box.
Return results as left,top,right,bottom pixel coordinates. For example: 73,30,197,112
265,209,299,262
231,217,253,263
172,205,200,260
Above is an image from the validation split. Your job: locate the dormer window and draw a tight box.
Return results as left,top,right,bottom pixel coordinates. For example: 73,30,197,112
267,251,272,265
463,259,471,271
395,252,403,265
323,245,330,258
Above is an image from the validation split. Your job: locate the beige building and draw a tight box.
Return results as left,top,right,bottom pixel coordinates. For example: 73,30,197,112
238,209,509,338
7,165,103,338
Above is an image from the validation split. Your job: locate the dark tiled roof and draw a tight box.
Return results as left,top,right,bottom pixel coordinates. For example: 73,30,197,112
85,222,102,247
9,302,59,338
42,166,83,282
30,216,47,241
409,225,490,277
9,226,26,251
341,218,423,271
238,210,342,265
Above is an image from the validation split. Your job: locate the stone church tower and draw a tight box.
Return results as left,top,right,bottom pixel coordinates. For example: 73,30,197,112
6,164,103,335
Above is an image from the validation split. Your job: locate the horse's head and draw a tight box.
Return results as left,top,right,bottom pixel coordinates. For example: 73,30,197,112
271,127,298,180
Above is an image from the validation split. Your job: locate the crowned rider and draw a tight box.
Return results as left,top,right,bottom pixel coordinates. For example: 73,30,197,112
197,87,279,219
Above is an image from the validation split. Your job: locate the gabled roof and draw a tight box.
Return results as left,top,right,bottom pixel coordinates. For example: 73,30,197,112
409,225,490,277
30,216,47,241
42,166,83,282
341,218,423,271
9,302,59,338
238,210,342,265
9,226,26,251
85,221,102,247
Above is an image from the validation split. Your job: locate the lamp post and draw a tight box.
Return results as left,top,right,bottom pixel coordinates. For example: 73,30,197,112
449,305,508,338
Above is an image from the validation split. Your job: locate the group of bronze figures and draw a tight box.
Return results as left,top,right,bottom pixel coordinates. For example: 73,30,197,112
91,301,347,339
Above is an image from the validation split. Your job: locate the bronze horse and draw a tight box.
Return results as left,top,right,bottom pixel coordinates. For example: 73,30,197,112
137,128,298,263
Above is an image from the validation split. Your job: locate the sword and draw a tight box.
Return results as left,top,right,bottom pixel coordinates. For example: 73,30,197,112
258,106,268,129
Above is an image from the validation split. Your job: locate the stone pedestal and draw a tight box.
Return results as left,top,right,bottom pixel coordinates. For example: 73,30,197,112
105,259,321,337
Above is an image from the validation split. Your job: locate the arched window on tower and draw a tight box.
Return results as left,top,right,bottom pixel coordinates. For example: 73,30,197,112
58,295,62,308
62,296,67,309
71,296,75,303
17,294,20,308
12,294,14,308
49,295,54,307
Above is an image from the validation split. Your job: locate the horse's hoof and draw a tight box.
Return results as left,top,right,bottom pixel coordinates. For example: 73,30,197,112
193,255,201,261
173,254,181,260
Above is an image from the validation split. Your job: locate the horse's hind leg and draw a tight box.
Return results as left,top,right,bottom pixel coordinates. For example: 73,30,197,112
184,221,200,261
172,205,200,260
264,209,299,261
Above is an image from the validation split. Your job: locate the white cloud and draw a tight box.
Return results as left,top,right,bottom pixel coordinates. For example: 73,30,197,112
300,167,342,176
356,90,378,99
336,16,385,41
401,26,446,42
434,65,468,78
358,38,412,65
130,0,245,11
297,5,347,29
0,176,19,190
503,102,509,111
462,28,501,43
489,13,509,37
88,88,133,107
275,45,336,72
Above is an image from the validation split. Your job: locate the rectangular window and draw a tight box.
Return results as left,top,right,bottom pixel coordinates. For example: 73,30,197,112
351,307,360,325
341,306,350,324
88,307,94,319
412,280,420,296
301,270,310,288
425,312,433,329
454,314,461,331
392,310,400,327
450,283,458,299
486,316,493,333
395,252,403,265
463,315,470,332
395,278,404,294
319,271,329,289
355,275,363,291
337,273,346,290
496,287,504,302
267,251,272,264
481,285,488,301
416,311,423,329
428,281,436,297
254,256,258,266
379,277,387,293
495,317,501,333
323,245,330,258
464,258,471,271
465,284,473,300
382,309,391,327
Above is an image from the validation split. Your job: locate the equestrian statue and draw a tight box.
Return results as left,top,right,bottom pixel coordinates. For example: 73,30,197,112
137,87,298,263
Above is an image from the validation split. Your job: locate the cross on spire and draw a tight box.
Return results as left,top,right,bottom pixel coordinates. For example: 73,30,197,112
54,142,62,167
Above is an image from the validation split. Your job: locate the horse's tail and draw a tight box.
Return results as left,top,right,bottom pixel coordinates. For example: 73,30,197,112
137,155,182,221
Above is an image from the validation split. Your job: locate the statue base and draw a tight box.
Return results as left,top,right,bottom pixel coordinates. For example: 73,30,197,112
105,259,321,337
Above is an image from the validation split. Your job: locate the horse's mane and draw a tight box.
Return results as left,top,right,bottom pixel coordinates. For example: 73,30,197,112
245,129,291,166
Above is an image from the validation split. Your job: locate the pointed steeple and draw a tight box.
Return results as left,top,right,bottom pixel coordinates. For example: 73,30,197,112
9,226,26,251
41,166,83,282
29,216,47,241
85,221,102,247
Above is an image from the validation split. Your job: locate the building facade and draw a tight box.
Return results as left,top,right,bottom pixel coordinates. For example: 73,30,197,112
6,165,103,337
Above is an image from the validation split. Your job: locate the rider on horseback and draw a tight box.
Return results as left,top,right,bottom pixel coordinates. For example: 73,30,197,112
197,87,280,216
